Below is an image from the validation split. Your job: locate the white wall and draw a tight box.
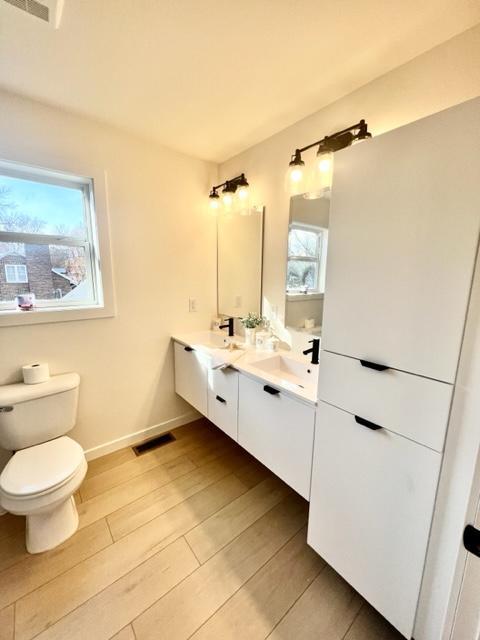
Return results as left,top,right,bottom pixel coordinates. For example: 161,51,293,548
0,90,218,455
219,24,480,349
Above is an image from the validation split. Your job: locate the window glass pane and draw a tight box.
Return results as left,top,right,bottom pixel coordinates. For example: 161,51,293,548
0,175,86,238
17,265,28,283
0,161,104,318
5,264,16,283
287,259,318,291
0,243,92,304
288,228,319,258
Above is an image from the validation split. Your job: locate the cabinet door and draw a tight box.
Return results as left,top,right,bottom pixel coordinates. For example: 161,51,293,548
323,99,480,383
207,368,239,440
174,342,208,415
308,400,441,638
238,374,315,499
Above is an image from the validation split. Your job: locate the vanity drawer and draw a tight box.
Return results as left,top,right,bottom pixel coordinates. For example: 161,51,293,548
238,374,315,499
207,368,239,441
318,350,453,451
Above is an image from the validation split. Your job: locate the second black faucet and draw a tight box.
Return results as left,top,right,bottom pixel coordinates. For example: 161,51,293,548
219,317,235,337
303,338,320,365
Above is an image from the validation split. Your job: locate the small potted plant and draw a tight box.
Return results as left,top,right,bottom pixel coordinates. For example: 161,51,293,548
240,312,264,346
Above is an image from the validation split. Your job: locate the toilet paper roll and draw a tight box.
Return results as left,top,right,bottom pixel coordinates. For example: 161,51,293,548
22,363,50,385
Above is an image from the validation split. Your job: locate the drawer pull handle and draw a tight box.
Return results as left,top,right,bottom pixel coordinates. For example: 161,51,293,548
264,385,280,396
184,346,194,352
360,359,389,371
355,415,383,431
216,395,226,404
464,525,480,558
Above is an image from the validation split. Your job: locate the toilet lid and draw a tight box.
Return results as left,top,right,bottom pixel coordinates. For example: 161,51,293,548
0,436,85,497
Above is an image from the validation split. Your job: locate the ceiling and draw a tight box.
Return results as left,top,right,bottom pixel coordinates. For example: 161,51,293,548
0,1,479,162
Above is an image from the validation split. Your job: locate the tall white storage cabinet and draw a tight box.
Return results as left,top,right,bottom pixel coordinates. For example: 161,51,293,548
320,100,480,384
308,98,480,639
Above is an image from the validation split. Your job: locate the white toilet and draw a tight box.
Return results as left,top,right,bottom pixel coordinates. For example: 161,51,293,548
0,373,87,553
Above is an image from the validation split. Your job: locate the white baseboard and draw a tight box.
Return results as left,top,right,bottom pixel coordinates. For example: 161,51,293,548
83,411,200,461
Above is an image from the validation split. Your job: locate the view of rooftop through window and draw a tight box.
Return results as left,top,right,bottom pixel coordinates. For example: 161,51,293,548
0,169,98,309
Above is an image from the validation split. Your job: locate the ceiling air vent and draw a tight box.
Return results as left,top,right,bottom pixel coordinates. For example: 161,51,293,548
2,0,64,28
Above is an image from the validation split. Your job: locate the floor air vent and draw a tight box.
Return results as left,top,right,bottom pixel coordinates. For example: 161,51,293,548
132,432,176,456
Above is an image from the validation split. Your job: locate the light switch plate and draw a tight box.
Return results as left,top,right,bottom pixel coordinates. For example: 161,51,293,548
189,297,197,312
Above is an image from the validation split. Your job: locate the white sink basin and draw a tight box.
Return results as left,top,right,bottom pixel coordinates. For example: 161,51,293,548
249,354,318,391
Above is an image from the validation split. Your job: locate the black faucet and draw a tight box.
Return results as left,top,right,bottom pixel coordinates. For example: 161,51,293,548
219,317,234,337
303,338,320,365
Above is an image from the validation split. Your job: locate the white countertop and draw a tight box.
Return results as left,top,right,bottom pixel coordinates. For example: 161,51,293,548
172,330,318,405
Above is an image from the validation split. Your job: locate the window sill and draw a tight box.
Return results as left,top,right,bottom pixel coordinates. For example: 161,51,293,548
286,292,324,302
0,302,116,327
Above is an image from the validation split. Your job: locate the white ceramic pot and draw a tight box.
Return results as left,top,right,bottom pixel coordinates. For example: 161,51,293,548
244,327,257,346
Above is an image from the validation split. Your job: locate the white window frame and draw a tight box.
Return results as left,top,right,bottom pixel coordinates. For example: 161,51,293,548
286,223,328,296
4,263,28,284
0,158,116,326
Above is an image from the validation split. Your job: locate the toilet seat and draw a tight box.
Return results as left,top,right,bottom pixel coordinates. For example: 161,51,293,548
0,436,85,498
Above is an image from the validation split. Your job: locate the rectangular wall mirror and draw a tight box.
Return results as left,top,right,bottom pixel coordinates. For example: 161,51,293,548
217,208,264,317
285,195,329,336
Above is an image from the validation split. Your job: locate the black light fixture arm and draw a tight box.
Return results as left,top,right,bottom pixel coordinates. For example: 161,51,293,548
289,119,371,162
210,173,248,195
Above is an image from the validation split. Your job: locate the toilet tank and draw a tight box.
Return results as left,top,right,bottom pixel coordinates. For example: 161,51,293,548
0,373,80,451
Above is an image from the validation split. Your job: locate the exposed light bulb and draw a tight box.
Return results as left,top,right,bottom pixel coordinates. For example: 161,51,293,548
318,156,332,172
222,190,235,212
305,150,333,200
237,185,249,201
208,190,220,215
285,151,306,196
236,185,251,214
209,198,220,214
291,167,303,182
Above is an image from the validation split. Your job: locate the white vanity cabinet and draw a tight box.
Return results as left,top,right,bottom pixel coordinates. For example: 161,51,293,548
207,368,239,440
322,99,480,384
308,400,441,639
173,342,208,416
238,374,315,499
174,340,316,498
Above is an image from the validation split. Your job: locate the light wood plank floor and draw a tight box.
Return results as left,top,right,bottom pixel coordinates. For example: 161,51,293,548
0,418,404,640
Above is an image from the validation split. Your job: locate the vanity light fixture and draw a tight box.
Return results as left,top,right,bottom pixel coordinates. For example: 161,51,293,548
285,119,372,199
208,173,251,215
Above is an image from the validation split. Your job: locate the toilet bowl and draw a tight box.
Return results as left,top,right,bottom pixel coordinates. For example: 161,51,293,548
0,436,87,553
0,372,85,553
